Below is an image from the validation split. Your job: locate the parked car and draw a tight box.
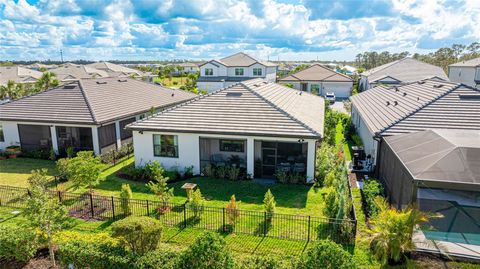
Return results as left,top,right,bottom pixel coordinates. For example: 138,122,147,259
325,92,336,103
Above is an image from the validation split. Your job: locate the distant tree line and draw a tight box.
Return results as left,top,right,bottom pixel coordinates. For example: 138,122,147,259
355,42,480,72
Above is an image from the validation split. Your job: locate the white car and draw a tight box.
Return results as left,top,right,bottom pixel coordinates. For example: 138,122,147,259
325,92,336,103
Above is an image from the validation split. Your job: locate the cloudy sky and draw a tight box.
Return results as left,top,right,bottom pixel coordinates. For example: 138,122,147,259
0,0,478,61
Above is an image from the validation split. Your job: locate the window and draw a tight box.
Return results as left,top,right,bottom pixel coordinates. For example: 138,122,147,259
120,117,136,140
98,123,117,148
153,134,178,157
219,140,245,152
253,68,262,76
235,68,244,76
0,124,4,142
204,68,213,76
310,84,320,95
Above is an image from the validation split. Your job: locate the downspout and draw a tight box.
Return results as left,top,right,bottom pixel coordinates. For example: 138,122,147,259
372,132,382,176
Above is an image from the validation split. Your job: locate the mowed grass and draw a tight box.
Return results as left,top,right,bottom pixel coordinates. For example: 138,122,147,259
0,157,327,216
153,76,188,88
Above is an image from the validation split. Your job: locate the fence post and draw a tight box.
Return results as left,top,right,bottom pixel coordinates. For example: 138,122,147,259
89,193,94,219
111,196,115,220
222,208,226,233
183,203,187,228
307,216,311,242
57,191,62,203
263,212,267,237
146,200,150,216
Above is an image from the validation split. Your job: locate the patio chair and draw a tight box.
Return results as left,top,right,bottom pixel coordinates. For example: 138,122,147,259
292,163,305,173
277,162,291,172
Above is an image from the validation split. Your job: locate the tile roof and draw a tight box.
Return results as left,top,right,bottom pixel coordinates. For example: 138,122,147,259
49,63,110,81
197,76,257,82
449,57,480,67
278,64,352,82
86,62,145,76
350,79,480,136
0,66,43,85
361,58,448,83
128,79,324,139
201,52,277,67
384,129,480,187
0,78,197,125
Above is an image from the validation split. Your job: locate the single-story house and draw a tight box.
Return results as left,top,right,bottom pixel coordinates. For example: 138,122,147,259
86,61,148,78
350,79,480,169
377,129,479,246
278,64,353,98
0,66,43,85
0,78,196,155
49,63,110,82
448,57,480,88
127,78,325,182
359,58,449,91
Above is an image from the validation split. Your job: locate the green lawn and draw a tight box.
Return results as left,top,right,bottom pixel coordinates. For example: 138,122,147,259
0,157,327,216
153,76,188,88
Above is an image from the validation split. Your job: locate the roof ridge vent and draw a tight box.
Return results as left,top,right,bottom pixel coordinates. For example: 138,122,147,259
418,81,425,84
96,81,107,84
403,92,407,97
433,84,443,88
118,79,128,82
394,86,399,92
393,100,398,106
386,101,390,106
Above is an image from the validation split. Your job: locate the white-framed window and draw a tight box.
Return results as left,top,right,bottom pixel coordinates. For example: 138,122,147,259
204,68,213,76
235,68,244,76
253,68,262,76
0,124,4,142
153,134,178,158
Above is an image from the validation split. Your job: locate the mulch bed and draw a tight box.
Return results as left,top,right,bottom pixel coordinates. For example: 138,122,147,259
0,249,61,269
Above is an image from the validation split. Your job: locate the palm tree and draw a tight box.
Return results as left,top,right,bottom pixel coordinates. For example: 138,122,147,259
35,72,59,92
0,80,16,100
367,197,428,265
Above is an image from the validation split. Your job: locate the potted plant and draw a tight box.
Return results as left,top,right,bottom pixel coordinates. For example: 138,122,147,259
5,144,21,158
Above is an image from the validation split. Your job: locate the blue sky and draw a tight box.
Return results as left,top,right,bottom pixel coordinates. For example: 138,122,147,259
0,0,478,61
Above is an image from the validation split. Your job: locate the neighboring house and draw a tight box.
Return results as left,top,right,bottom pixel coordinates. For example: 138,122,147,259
176,62,199,74
197,52,277,93
50,63,110,81
127,79,324,182
25,63,57,71
278,64,353,98
0,78,197,155
86,61,147,78
359,58,449,91
377,129,479,248
448,57,480,88
350,79,480,168
0,66,43,85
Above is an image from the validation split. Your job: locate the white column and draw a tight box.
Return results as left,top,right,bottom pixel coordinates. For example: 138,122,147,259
50,126,59,154
91,126,100,155
306,140,316,183
115,120,121,149
246,137,255,177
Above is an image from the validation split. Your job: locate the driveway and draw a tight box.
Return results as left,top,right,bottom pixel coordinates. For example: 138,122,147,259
329,100,348,114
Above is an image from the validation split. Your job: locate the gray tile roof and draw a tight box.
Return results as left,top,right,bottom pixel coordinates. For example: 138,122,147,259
449,57,480,67
200,52,277,68
384,129,480,187
350,79,480,136
361,58,448,83
49,63,110,81
86,62,145,77
128,79,324,139
0,78,197,125
278,64,352,82
0,66,43,85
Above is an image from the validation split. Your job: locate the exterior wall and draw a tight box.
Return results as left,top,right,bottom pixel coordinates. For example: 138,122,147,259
264,66,277,82
448,66,478,87
199,62,227,77
351,106,378,163
279,81,353,98
197,81,226,93
132,131,317,182
358,76,370,91
0,121,20,150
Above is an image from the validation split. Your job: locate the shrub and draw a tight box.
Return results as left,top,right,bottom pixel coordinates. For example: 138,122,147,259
65,151,103,192
323,171,336,187
216,165,227,179
184,165,194,178
189,189,205,219
323,187,339,219
226,195,240,227
315,142,335,186
134,250,179,269
362,179,383,218
263,189,275,221
58,240,136,269
236,255,295,269
120,183,133,216
227,166,240,181
111,216,163,255
54,230,118,246
351,134,363,146
274,170,288,183
178,232,234,269
297,240,356,269
56,158,70,181
0,226,38,262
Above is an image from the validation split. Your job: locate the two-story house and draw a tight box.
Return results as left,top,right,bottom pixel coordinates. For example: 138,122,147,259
197,53,277,93
448,57,480,88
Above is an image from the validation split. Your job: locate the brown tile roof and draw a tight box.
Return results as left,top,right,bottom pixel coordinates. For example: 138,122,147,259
0,78,197,125
350,79,480,136
0,66,43,85
201,52,277,67
278,64,352,82
128,79,324,138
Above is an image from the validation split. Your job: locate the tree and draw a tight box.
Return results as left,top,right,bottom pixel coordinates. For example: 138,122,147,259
315,142,335,186
368,197,428,265
24,169,67,267
0,80,16,100
35,71,59,92
65,151,103,192
111,216,163,255
178,232,234,269
263,189,276,221
145,161,173,204
226,194,240,226
190,188,205,219
120,183,133,216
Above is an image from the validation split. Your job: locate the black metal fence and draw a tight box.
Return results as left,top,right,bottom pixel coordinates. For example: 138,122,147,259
0,185,356,245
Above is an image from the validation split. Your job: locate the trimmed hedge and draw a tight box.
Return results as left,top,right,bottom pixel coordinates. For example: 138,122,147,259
297,240,356,269
0,226,38,262
362,179,384,218
177,232,234,269
133,250,179,269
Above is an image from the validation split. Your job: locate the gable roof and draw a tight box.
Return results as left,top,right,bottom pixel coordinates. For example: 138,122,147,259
350,79,480,136
278,64,352,82
0,66,43,85
384,129,480,189
0,78,197,125
50,63,110,81
128,79,324,139
361,58,448,83
449,57,480,68
200,52,277,68
86,62,144,76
